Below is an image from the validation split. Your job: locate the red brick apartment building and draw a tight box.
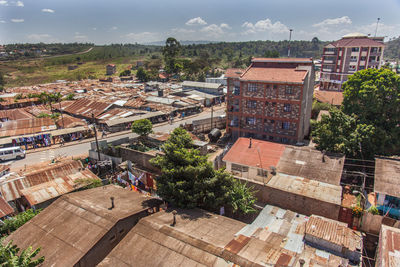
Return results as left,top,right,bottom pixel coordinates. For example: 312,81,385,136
226,58,315,144
320,33,385,91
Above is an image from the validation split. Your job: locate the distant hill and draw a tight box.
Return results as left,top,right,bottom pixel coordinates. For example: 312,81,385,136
385,37,400,60
146,40,217,46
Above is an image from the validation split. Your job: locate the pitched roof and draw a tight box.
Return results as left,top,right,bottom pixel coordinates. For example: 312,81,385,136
0,195,13,218
378,225,400,267
314,89,344,106
252,57,313,63
225,68,245,78
223,137,286,169
330,37,385,47
240,67,308,83
5,185,161,266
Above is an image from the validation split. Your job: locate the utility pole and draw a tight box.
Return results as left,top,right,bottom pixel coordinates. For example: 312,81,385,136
257,148,266,186
287,29,293,57
210,105,214,131
374,18,380,37
92,113,101,161
59,101,65,129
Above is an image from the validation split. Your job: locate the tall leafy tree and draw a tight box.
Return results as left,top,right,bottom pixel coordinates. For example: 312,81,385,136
150,128,256,213
136,67,149,82
342,68,400,155
131,119,153,138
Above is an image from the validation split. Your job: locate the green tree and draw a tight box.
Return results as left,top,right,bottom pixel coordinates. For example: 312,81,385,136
150,128,256,213
136,67,149,82
64,93,75,101
0,209,41,235
312,108,376,157
119,69,131,77
162,37,181,60
131,119,153,138
342,68,400,155
0,241,44,267
0,72,5,91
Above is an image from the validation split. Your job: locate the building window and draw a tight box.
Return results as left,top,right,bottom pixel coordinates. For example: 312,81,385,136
285,86,293,94
270,119,275,124
283,104,291,112
247,100,257,108
233,86,240,95
257,168,268,176
281,137,289,143
273,85,278,89
360,56,366,61
282,122,290,130
362,47,368,51
246,117,256,125
378,47,382,52
269,136,274,141
349,65,356,71
350,56,358,62
248,83,257,92
371,47,378,53
351,47,360,52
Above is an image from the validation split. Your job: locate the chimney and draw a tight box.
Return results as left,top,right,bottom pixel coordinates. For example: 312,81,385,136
299,259,305,267
108,197,115,210
249,138,252,148
171,210,177,227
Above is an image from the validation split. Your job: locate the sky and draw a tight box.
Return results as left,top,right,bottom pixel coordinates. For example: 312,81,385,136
0,0,399,44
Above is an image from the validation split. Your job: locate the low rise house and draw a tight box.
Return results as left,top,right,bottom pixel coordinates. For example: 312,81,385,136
182,81,224,95
106,64,116,75
100,205,360,266
223,137,345,219
5,185,162,267
374,157,400,219
376,225,400,267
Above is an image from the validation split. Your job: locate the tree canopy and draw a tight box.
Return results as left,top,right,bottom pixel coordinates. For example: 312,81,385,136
0,241,44,267
150,127,256,213
131,119,153,137
136,67,149,82
312,68,400,157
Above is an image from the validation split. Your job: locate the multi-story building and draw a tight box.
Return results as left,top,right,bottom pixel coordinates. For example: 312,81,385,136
226,58,315,144
320,33,385,91
106,64,116,75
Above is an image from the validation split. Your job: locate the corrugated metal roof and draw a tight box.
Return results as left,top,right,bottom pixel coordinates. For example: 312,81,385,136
0,160,83,201
5,185,161,267
20,169,101,206
378,225,400,267
105,111,164,127
0,118,56,137
63,98,112,117
182,81,222,89
0,195,14,218
305,215,362,252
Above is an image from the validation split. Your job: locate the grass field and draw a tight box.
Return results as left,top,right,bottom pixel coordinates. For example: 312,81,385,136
0,47,160,88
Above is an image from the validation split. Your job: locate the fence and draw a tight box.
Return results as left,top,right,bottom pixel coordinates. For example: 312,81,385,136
192,115,226,133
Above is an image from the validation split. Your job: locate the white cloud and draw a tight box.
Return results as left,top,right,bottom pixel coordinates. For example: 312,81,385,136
74,34,88,40
242,18,289,35
92,27,97,31
201,24,225,38
11,18,24,23
110,26,118,31
26,33,60,43
220,23,231,30
124,32,161,43
41,8,55,13
0,20,5,23
15,1,23,7
186,17,207,26
170,28,195,35
0,1,24,6
0,0,7,5
313,16,352,27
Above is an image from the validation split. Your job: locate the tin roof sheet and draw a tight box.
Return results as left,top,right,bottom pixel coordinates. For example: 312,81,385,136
374,157,400,197
378,225,400,267
0,195,13,218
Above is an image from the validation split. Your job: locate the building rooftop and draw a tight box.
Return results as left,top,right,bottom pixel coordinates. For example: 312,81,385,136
182,81,222,89
374,157,400,198
223,138,345,186
251,57,313,63
267,173,342,205
314,88,344,106
0,195,13,218
223,137,286,169
101,206,353,266
240,67,308,84
330,36,385,47
378,225,400,267
5,185,161,266
225,68,245,78
0,117,56,137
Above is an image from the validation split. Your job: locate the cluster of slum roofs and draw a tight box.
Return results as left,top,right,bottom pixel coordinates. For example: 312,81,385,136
0,33,399,266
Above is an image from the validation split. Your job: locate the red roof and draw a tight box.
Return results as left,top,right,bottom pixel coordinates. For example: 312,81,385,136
223,137,285,169
225,68,245,78
330,37,384,47
240,67,307,83
252,58,313,63
314,89,343,106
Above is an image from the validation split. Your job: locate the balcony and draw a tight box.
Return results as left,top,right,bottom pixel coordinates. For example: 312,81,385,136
322,68,333,72
324,51,336,55
324,60,335,64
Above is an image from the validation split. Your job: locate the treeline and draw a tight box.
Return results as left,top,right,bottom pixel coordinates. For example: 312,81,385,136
384,37,400,60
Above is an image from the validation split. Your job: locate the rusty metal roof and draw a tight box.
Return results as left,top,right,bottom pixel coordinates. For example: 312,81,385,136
0,108,34,120
277,146,345,186
378,225,400,267
305,215,362,252
0,160,83,201
0,117,56,137
55,114,86,128
63,98,112,118
20,169,101,206
374,157,400,198
0,195,13,218
5,185,161,267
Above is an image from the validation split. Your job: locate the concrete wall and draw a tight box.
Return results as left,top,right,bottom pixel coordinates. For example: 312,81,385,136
119,147,160,173
89,150,122,165
236,176,340,220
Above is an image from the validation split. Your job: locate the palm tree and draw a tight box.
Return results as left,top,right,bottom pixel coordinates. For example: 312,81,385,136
0,241,44,267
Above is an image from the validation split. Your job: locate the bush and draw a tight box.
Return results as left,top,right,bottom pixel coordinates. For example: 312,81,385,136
0,209,41,235
311,100,332,119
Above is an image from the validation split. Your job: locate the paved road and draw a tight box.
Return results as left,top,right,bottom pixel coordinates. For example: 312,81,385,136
10,109,225,170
